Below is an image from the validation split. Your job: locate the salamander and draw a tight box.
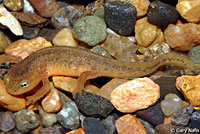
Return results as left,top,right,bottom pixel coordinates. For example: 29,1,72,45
3,46,200,105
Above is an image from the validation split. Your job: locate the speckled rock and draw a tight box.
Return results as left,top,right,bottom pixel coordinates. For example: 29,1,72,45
135,17,165,53
171,104,193,126
161,93,183,116
147,1,178,26
52,28,78,47
136,102,164,126
83,117,107,134
0,111,15,132
3,0,24,11
40,127,61,134
138,118,156,134
72,16,107,46
22,26,40,39
104,1,137,35
74,91,114,117
111,77,160,113
90,45,112,59
115,114,146,134
176,0,200,23
190,110,200,129
51,6,81,29
0,31,11,53
38,28,59,42
101,115,116,134
188,45,200,63
164,23,200,51
57,101,80,130
14,109,41,133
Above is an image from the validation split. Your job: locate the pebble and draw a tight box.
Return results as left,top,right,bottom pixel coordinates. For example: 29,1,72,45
161,93,183,116
0,111,15,132
23,0,35,13
42,88,62,113
164,23,200,51
14,109,41,133
51,6,82,29
59,91,72,104
135,17,165,53
66,128,85,134
101,30,137,61
171,104,193,126
82,0,104,16
94,7,105,19
190,110,200,129
5,37,52,59
74,91,114,117
138,118,156,134
83,117,107,134
101,115,116,134
176,75,200,109
22,26,40,39
3,0,24,11
52,28,78,47
98,78,129,100
90,45,112,59
115,114,146,134
104,1,137,35
72,16,107,46
0,79,26,111
40,127,61,134
111,77,160,113
147,1,178,26
129,0,150,17
136,101,164,126
176,0,200,23
28,0,60,17
0,6,23,36
188,45,200,63
38,106,57,127
57,101,80,130
0,31,11,53
38,28,59,42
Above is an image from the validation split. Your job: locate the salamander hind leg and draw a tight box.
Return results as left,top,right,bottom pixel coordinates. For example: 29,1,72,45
72,71,102,98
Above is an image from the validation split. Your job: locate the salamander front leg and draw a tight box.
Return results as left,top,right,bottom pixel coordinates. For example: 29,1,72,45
72,71,101,98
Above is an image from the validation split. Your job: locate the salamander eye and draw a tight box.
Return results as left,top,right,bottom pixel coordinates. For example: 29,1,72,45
20,80,30,88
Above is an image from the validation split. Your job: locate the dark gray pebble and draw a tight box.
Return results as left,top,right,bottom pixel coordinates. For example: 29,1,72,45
83,117,107,134
147,1,178,26
38,28,59,42
188,45,200,64
22,26,40,39
74,91,114,117
105,1,137,35
189,110,200,129
136,102,164,126
101,115,116,134
0,111,15,132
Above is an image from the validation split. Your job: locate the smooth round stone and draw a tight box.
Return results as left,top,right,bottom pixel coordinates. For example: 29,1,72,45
40,127,61,134
38,28,59,42
51,6,82,29
72,16,107,46
101,115,116,134
74,91,114,117
0,111,15,132
147,1,178,26
161,93,183,116
23,0,35,13
22,26,40,39
190,110,200,129
188,45,200,64
14,109,41,133
94,7,105,19
3,0,24,11
105,1,137,35
83,117,107,134
57,101,80,130
171,104,194,126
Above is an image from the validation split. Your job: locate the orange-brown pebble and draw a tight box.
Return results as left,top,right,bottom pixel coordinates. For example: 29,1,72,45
129,0,150,17
110,77,160,113
66,128,85,134
115,114,147,134
164,23,200,51
135,17,165,53
41,88,62,113
164,116,172,125
53,28,79,47
5,37,52,59
176,74,200,110
97,78,129,100
0,79,26,111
